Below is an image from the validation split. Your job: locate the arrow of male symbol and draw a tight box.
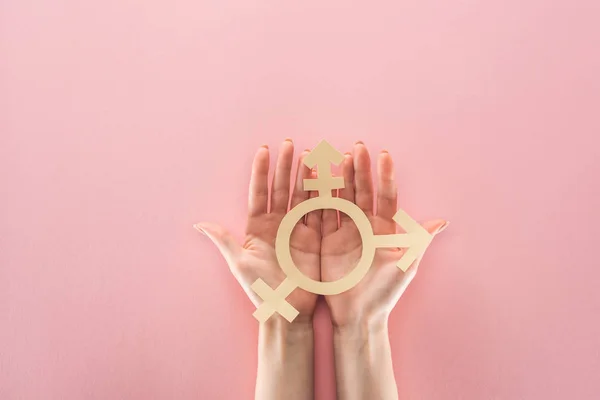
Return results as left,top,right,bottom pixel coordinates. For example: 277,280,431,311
372,209,433,272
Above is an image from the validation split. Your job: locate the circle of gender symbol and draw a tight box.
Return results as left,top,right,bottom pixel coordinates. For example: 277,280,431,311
250,140,433,323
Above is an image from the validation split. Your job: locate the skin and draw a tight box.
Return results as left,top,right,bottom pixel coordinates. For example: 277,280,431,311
196,140,447,400
321,142,447,399
195,139,321,400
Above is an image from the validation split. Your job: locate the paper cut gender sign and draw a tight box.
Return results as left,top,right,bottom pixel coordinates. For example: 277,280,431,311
251,140,433,323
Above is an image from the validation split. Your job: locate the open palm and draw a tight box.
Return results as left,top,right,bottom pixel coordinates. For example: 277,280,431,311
198,140,446,327
321,143,447,327
196,140,321,323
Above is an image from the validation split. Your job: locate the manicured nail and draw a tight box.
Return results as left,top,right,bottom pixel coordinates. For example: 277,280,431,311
193,224,206,235
437,221,450,234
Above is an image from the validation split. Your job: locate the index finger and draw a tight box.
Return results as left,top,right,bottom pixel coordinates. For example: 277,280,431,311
248,145,270,217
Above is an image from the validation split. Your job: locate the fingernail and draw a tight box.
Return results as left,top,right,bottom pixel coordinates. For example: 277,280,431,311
260,144,269,149
344,151,352,156
355,140,364,145
284,138,293,143
304,148,311,152
437,221,450,234
193,224,206,235
381,149,389,154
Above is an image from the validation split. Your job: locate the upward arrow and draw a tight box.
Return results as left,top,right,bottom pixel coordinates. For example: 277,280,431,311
303,140,345,197
303,140,345,169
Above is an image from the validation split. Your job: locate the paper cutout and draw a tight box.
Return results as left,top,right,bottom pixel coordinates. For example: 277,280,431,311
251,140,433,323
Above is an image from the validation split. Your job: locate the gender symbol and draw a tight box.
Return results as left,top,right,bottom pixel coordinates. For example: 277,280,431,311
251,140,433,323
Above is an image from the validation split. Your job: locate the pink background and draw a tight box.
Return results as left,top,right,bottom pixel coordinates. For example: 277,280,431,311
1,1,599,399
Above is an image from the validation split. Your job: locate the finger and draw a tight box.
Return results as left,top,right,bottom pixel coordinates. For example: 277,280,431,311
194,222,241,267
353,141,374,215
306,185,322,233
290,149,311,210
339,152,355,226
376,151,398,233
270,139,294,214
248,145,270,217
321,187,339,235
421,219,449,239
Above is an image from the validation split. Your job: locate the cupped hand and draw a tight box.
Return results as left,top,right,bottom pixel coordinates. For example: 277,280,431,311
320,142,448,328
196,140,322,324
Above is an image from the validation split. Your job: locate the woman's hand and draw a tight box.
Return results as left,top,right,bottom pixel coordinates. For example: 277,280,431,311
320,142,448,329
195,139,322,324
196,140,321,400
320,142,447,400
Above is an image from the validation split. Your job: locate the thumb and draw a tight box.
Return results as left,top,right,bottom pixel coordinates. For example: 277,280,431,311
404,219,449,275
421,219,450,236
194,222,241,266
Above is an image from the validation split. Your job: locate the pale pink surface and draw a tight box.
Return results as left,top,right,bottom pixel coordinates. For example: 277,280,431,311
1,0,599,399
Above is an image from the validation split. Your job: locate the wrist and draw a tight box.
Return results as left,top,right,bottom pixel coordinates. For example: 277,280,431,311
260,315,314,337
257,316,314,373
332,310,389,336
332,315,398,400
334,319,388,341
256,316,315,400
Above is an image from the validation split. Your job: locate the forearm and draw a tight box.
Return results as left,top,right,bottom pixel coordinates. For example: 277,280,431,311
255,318,314,400
333,319,398,400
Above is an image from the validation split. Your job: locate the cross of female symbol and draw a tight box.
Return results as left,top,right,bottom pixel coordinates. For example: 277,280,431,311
251,141,433,323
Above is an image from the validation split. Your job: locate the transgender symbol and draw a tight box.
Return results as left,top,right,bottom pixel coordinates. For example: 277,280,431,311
251,140,433,323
